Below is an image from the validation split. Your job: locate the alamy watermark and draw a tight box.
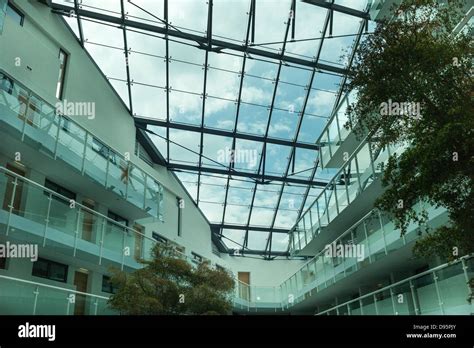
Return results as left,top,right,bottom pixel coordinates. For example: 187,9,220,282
0,242,38,262
217,147,257,167
55,99,95,120
379,99,422,120
324,241,365,262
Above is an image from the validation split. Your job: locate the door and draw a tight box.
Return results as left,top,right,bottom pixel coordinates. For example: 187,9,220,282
134,224,144,260
238,272,250,302
2,163,25,215
73,271,89,315
81,200,94,242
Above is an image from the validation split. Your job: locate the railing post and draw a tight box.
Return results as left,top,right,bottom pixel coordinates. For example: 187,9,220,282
94,298,99,315
43,193,53,247
32,286,39,315
73,208,81,257
5,177,18,236
53,115,61,159
432,271,445,315
99,218,106,265
409,280,420,315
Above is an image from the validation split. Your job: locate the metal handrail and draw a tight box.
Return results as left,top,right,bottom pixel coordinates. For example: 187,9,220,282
0,274,109,300
316,254,473,315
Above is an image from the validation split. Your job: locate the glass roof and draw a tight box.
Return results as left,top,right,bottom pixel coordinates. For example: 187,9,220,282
51,0,372,258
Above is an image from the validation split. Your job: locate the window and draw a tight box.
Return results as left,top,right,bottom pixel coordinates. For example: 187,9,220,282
55,49,67,99
191,252,203,264
6,1,24,26
101,275,118,294
0,257,7,270
108,211,128,227
0,74,13,94
152,231,168,244
32,258,68,283
44,179,76,201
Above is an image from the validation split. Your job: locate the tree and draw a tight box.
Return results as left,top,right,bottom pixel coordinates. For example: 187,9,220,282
108,244,235,315
345,0,473,261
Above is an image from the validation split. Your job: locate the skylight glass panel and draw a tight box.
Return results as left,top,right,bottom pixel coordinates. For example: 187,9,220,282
233,139,262,173
169,129,201,164
168,0,207,34
246,231,270,250
213,0,250,42
264,144,292,176
222,229,246,249
131,83,167,120
292,148,319,179
253,0,292,53
270,233,289,252
223,180,255,224
201,134,234,167
124,0,165,25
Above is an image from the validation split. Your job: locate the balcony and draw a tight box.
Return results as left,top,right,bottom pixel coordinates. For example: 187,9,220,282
0,274,114,315
316,255,474,315
318,89,363,169
281,205,447,308
0,166,158,270
290,138,408,256
0,70,164,220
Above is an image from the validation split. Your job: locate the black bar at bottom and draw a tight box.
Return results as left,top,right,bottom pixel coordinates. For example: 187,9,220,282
0,315,472,346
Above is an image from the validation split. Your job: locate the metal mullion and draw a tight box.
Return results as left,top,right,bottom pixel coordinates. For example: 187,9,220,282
73,0,84,47
262,0,295,258
220,0,253,231
164,0,170,163
197,0,213,205
120,0,134,115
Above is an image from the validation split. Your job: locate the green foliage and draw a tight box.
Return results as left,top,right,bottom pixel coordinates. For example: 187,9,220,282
346,0,473,261
108,244,235,315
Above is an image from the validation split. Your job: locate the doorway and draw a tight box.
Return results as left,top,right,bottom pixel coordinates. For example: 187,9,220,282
238,272,250,301
81,199,95,242
73,270,89,315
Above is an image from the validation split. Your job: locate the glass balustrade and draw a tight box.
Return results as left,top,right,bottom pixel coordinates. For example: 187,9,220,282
0,166,158,269
319,89,358,168
290,139,404,254
316,256,473,315
0,275,114,315
280,204,446,308
0,71,164,220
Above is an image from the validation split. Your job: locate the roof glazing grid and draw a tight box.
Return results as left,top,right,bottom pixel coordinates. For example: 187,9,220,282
51,0,371,259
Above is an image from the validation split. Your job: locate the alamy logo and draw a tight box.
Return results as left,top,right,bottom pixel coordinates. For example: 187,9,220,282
18,322,56,341
379,99,422,119
217,147,257,167
0,242,38,262
55,99,96,120
324,241,365,261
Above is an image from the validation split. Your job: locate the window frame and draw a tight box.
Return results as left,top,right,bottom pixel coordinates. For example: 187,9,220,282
32,258,68,283
56,49,68,100
6,1,24,26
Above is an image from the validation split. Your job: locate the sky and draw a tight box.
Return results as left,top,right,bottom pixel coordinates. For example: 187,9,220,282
57,0,371,253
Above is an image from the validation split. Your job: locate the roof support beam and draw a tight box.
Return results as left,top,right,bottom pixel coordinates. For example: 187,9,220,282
302,0,371,20
169,163,329,186
134,118,321,150
49,3,347,75
211,224,288,234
